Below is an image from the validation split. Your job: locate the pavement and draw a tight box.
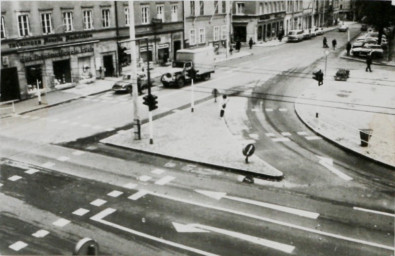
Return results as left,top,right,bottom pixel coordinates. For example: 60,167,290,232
2,24,394,182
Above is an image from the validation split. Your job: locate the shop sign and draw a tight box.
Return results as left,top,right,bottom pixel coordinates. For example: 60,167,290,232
259,15,270,21
20,45,94,63
9,39,42,49
44,36,64,44
158,43,169,49
66,33,93,41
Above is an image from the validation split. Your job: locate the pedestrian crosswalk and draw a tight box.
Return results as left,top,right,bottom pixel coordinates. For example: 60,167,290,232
259,131,322,143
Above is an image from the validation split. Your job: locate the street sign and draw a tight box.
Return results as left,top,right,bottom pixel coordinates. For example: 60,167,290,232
73,238,99,255
242,144,255,163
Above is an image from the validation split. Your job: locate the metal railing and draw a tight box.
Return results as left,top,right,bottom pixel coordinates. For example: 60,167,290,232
0,99,17,116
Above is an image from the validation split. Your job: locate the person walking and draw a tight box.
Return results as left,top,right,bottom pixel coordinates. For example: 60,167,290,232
323,37,328,48
236,40,241,52
219,94,229,119
249,38,253,49
346,41,352,56
366,52,373,72
332,39,337,50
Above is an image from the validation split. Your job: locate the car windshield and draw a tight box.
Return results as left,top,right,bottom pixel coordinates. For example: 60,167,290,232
122,75,131,80
288,31,296,35
172,62,185,68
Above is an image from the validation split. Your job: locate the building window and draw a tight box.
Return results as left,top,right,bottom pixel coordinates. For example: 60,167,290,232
236,3,245,14
102,9,110,28
222,0,226,13
141,6,149,24
157,5,164,22
190,1,195,16
18,14,30,37
63,12,73,32
214,0,219,14
213,26,220,41
199,28,205,43
259,3,263,14
1,16,6,38
189,29,196,45
199,1,204,15
41,13,52,34
171,5,178,22
125,7,130,26
221,25,227,40
83,10,93,30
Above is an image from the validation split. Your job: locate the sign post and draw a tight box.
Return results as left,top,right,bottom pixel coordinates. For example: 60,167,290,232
242,144,255,163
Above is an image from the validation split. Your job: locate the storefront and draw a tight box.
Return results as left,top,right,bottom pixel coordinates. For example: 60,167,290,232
257,13,285,42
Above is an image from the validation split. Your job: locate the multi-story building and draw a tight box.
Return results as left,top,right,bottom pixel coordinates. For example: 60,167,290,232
284,0,304,34
0,1,183,101
232,1,286,43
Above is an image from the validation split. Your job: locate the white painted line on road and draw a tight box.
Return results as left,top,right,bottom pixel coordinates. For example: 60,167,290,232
251,108,259,112
73,208,90,216
128,190,148,200
265,133,276,137
8,175,22,181
265,108,273,112
107,190,124,198
164,162,176,168
149,191,394,251
305,136,322,140
138,175,152,182
281,132,292,137
72,150,85,156
32,230,49,238
106,127,115,132
42,162,55,168
279,108,288,112
272,137,291,142
91,208,219,256
25,169,39,175
155,176,175,186
297,131,308,136
57,156,70,162
9,241,28,251
249,134,259,140
53,218,70,227
0,183,3,187
319,160,353,181
90,199,107,207
122,183,137,189
353,207,395,218
151,168,165,175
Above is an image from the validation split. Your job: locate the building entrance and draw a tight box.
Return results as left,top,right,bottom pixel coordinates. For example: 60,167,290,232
53,59,71,84
1,67,20,101
233,26,247,42
173,40,181,61
103,55,114,77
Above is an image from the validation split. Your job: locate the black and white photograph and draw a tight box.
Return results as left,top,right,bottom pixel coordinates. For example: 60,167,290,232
0,0,394,255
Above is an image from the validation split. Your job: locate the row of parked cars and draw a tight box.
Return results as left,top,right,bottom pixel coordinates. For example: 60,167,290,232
287,27,325,42
350,31,388,58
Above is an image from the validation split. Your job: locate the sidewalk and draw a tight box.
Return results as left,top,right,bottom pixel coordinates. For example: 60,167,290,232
295,68,395,167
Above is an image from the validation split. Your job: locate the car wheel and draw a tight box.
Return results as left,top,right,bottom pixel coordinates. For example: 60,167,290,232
176,77,185,88
203,73,211,81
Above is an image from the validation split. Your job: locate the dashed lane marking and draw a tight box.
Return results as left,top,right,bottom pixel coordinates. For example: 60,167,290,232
9,241,28,251
42,162,55,168
52,218,70,227
57,156,70,162
25,169,39,175
8,175,22,181
272,138,291,142
123,183,137,189
265,133,276,137
128,190,148,200
90,199,107,207
138,175,152,182
265,108,273,112
107,190,124,198
251,108,259,112
279,108,288,112
297,131,308,136
249,134,259,140
73,208,90,216
32,230,49,238
155,176,175,186
305,136,322,140
281,132,292,137
151,169,165,175
0,183,3,187
72,150,85,156
353,207,395,218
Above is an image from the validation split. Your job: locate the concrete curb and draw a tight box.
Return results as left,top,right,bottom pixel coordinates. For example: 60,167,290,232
294,100,395,169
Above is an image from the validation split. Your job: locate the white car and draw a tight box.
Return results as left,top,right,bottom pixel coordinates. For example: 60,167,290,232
287,30,304,42
313,27,324,36
351,45,383,58
338,24,348,32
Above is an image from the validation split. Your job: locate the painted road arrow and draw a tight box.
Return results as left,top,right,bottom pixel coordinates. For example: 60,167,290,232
172,222,295,254
195,189,319,219
316,155,353,181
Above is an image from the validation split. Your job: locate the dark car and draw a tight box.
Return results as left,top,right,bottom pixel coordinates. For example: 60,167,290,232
112,73,148,94
361,24,368,31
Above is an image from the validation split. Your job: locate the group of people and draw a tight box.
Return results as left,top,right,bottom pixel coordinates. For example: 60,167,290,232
322,37,337,50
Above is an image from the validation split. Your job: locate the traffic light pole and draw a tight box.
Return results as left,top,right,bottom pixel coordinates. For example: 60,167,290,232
145,38,154,144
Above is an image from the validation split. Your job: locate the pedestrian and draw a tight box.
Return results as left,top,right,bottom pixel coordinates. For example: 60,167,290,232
248,38,253,49
219,94,229,119
318,70,324,86
332,39,337,50
236,40,241,52
366,52,373,72
323,37,328,48
346,41,351,56
278,29,284,42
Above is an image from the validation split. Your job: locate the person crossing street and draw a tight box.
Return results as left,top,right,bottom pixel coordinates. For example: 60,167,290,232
366,52,373,72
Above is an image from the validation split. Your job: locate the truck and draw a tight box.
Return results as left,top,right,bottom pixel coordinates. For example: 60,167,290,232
160,46,215,88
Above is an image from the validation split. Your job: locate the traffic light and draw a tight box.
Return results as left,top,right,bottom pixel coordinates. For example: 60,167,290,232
142,94,158,111
118,45,128,64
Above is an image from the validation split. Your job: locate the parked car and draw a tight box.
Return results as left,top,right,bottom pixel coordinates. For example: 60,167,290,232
313,27,324,35
302,30,312,39
287,30,304,42
112,73,148,93
351,44,384,58
338,24,348,32
361,24,368,31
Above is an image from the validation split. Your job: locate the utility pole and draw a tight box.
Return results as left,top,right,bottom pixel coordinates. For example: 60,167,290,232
226,0,231,58
128,0,141,140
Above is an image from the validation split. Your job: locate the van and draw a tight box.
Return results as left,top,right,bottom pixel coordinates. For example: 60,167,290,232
287,30,304,42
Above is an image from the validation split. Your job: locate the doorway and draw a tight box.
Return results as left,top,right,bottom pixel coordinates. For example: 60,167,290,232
233,26,247,42
53,59,71,83
103,55,114,77
1,67,20,101
173,40,181,61
26,65,43,89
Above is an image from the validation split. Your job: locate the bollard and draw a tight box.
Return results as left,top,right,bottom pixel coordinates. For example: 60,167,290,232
212,88,218,103
359,129,373,147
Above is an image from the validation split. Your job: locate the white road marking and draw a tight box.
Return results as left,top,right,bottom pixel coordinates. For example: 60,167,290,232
164,162,176,168
122,183,137,189
42,162,55,168
107,190,124,197
172,222,209,233
32,230,49,238
249,134,259,140
91,208,219,256
138,175,152,182
25,169,39,175
8,175,22,181
265,108,273,112
151,168,165,175
0,183,3,187
305,136,322,140
265,133,276,137
155,176,175,185
353,207,395,218
72,150,85,156
251,108,259,112
272,137,291,142
53,218,70,227
279,108,288,112
281,132,292,137
128,190,148,200
90,199,107,207
106,128,115,132
319,160,353,181
149,191,394,251
297,131,308,136
9,241,28,251
73,208,90,216
57,156,70,162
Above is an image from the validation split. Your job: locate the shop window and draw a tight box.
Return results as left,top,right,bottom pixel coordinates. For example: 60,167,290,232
41,13,53,34
199,28,205,44
189,29,196,45
236,3,245,14
83,10,93,30
1,16,6,39
63,12,73,32
222,1,226,14
141,6,149,24
214,1,218,14
156,5,164,22
102,9,111,28
199,1,204,15
171,5,178,22
221,25,227,40
213,26,220,41
258,25,262,40
190,1,195,16
18,14,30,37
